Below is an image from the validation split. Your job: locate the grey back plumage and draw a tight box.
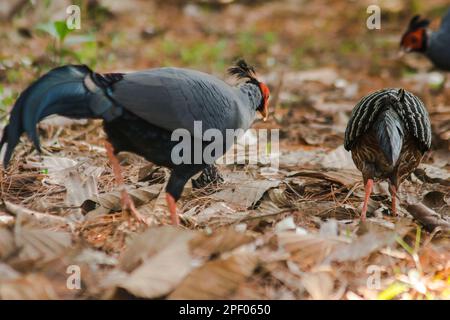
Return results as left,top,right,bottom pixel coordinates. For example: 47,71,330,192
344,88,432,152
110,68,261,140
426,8,450,70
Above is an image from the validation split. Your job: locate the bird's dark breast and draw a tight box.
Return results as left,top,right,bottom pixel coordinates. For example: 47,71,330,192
351,130,423,185
103,112,174,166
102,110,220,172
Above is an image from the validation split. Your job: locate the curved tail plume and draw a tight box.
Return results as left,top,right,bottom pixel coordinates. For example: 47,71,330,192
0,65,122,167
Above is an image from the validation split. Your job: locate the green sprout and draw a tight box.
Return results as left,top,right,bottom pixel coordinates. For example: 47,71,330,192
35,20,97,66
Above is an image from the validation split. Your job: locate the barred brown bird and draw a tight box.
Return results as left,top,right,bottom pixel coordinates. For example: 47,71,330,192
344,88,432,221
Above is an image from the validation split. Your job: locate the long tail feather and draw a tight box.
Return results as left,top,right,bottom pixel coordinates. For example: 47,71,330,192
0,65,119,167
374,104,404,167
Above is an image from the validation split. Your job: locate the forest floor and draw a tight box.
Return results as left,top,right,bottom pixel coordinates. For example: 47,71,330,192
0,0,448,299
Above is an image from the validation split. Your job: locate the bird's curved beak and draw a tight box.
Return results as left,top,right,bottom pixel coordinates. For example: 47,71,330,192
259,103,268,121
398,46,412,57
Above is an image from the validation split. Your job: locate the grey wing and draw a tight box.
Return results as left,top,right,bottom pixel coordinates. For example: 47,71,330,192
395,90,432,151
110,68,237,139
344,89,394,150
344,88,432,152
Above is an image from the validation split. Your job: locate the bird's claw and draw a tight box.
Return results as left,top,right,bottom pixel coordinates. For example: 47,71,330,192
121,190,148,225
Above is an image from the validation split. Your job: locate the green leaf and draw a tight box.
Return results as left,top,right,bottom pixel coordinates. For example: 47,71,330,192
53,21,73,42
35,20,74,42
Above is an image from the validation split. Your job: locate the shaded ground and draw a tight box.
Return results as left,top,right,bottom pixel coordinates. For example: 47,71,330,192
0,0,448,299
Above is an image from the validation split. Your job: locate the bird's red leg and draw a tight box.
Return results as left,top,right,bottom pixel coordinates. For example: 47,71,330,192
390,184,397,216
165,193,179,226
361,178,373,222
104,141,147,225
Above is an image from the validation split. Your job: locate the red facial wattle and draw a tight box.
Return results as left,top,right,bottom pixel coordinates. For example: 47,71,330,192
258,82,270,121
401,28,425,52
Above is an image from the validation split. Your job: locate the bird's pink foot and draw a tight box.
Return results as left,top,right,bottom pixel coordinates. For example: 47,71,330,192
361,178,374,222
166,193,180,226
390,185,398,216
105,140,147,225
121,189,148,225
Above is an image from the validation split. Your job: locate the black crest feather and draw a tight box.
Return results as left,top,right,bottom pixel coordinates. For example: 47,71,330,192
397,88,405,102
228,59,258,82
408,15,430,30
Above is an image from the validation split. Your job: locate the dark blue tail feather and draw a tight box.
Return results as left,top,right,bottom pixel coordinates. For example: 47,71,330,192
374,107,404,167
0,65,100,167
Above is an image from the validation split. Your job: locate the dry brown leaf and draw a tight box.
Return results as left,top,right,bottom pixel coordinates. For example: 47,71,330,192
407,203,450,233
27,157,103,207
4,201,73,230
278,232,346,268
288,169,361,189
119,242,193,298
267,187,292,207
324,231,396,263
0,227,15,260
26,157,104,205
136,184,173,224
26,156,77,184
0,274,58,299
301,272,336,300
119,225,194,272
431,149,450,168
64,169,100,207
0,263,21,280
168,253,258,299
420,190,450,216
187,202,249,227
116,226,196,298
422,191,449,209
415,164,450,186
190,228,255,258
212,180,280,208
137,163,167,183
14,224,72,263
82,183,163,216
321,145,357,170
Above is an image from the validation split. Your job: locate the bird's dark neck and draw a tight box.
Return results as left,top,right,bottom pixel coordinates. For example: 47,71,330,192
236,82,263,112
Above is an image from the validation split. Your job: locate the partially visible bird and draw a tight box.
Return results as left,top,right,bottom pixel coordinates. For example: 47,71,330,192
0,60,270,225
344,88,432,221
400,9,450,71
